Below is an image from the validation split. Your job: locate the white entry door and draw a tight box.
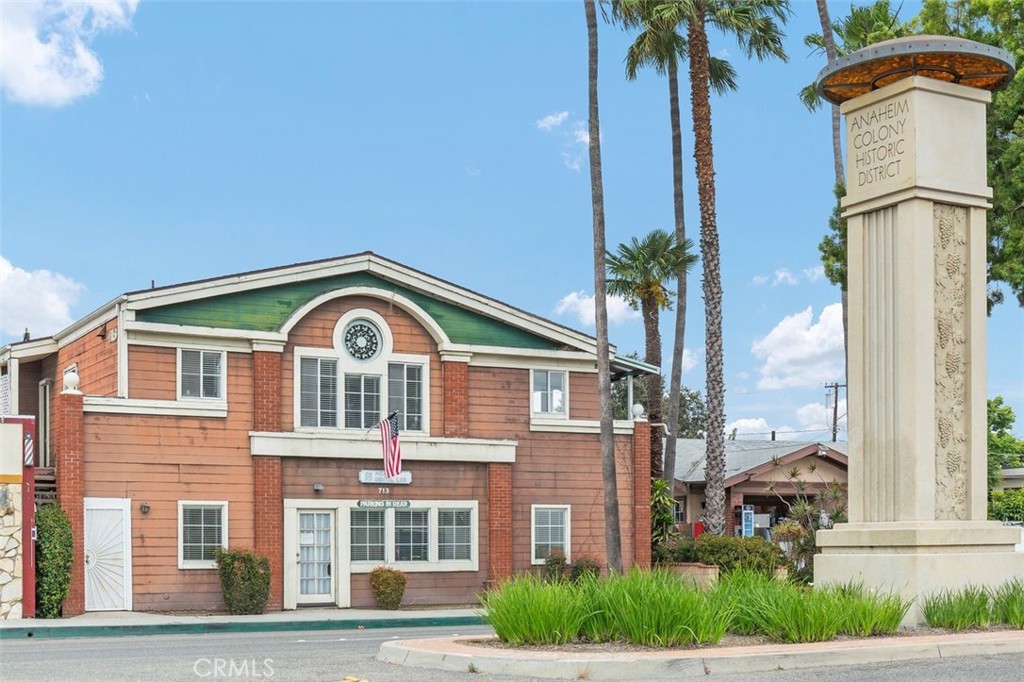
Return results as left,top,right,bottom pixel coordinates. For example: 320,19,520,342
84,498,133,611
297,511,334,604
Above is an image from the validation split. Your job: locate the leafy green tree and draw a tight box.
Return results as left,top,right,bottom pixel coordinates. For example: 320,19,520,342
988,396,1024,491
607,229,697,479
988,489,1024,522
803,0,909,377
650,0,791,535
584,0,623,574
909,0,1024,312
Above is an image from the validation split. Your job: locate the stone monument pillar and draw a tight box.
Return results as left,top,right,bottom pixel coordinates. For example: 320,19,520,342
812,36,1022,625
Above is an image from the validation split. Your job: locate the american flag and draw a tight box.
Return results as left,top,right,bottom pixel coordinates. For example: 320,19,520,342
380,411,402,479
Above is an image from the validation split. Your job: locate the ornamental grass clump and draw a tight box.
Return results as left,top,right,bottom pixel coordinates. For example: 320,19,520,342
991,579,1024,629
922,585,992,630
826,581,912,637
592,569,731,646
479,574,588,645
747,581,845,643
712,568,780,636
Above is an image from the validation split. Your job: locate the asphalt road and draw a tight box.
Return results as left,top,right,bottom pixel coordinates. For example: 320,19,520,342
1,626,1021,682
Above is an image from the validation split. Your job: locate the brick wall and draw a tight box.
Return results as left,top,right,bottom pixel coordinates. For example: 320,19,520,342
631,420,652,568
443,361,468,438
487,462,512,582
54,390,85,616
252,351,283,610
726,488,745,537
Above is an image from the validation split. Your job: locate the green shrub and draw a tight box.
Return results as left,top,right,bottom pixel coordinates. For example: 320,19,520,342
542,549,568,582
35,504,73,618
988,489,1024,522
695,534,783,575
922,585,991,630
991,579,1024,628
214,547,271,615
368,566,407,610
569,556,601,582
654,538,699,565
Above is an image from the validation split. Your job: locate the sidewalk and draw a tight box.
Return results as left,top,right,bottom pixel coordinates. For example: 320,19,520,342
0,606,484,640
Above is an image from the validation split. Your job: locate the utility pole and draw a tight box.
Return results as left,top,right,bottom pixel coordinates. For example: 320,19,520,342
826,382,847,442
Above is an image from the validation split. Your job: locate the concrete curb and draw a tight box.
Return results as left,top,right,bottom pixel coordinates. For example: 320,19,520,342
376,631,1024,679
0,615,485,640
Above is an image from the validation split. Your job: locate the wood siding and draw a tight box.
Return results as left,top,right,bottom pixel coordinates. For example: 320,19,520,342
128,346,177,400
57,322,119,397
282,457,489,607
82,353,254,611
280,296,443,435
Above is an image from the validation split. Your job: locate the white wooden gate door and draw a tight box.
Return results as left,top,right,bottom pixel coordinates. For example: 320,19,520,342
84,498,133,611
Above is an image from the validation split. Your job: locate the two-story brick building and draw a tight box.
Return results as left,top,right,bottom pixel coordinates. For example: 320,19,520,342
0,252,654,614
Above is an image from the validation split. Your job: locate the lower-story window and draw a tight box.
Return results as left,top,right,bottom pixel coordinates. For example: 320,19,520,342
179,501,228,569
531,504,570,564
349,501,478,571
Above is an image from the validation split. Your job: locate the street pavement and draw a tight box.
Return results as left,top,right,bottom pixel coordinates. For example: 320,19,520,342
2,607,1022,680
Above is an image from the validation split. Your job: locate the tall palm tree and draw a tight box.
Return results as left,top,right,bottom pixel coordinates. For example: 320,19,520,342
611,0,732,490
607,230,698,480
652,0,790,535
801,0,907,392
584,0,623,573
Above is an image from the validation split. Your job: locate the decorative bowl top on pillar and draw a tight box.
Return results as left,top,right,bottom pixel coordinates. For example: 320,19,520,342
816,35,1015,105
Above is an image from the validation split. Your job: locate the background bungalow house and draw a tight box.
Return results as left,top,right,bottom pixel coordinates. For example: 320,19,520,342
671,440,849,538
0,252,655,615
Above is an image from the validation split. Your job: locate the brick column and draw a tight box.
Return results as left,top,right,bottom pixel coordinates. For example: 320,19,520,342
487,463,512,583
631,420,652,568
252,350,283,610
442,359,468,438
54,389,85,616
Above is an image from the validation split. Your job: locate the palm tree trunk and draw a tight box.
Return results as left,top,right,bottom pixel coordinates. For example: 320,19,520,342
816,0,849,391
643,299,664,479
585,0,623,573
687,7,726,536
663,56,687,491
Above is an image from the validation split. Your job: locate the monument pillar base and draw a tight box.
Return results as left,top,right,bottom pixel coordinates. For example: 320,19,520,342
815,521,1024,625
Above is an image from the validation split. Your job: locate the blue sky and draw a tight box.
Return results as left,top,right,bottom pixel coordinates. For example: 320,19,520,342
2,0,1022,438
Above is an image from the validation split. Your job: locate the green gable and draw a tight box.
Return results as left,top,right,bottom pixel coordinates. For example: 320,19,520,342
136,272,562,350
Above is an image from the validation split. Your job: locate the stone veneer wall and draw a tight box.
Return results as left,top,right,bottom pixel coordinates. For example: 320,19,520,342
0,482,23,619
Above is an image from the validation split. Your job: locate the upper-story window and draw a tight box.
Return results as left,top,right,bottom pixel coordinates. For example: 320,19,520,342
532,369,567,416
179,349,225,400
294,309,428,433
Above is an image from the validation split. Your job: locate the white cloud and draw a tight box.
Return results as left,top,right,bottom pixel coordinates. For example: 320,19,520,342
752,303,845,390
1,0,138,107
554,290,639,326
772,269,798,286
795,399,847,434
0,257,85,339
561,152,582,172
751,274,769,286
803,265,826,283
572,122,590,147
536,111,570,131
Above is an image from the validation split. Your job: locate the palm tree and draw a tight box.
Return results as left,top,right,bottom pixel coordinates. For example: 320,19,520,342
611,0,732,490
801,0,907,395
607,230,697,480
651,0,790,535
584,0,623,573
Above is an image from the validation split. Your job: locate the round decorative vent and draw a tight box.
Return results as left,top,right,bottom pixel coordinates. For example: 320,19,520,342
343,320,381,361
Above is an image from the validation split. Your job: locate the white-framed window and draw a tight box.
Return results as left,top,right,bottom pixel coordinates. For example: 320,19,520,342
179,349,225,400
299,357,338,427
348,502,478,571
438,508,472,561
350,509,386,562
344,374,381,429
178,501,228,569
388,363,423,431
531,504,570,564
532,370,567,416
673,497,687,524
292,309,429,433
